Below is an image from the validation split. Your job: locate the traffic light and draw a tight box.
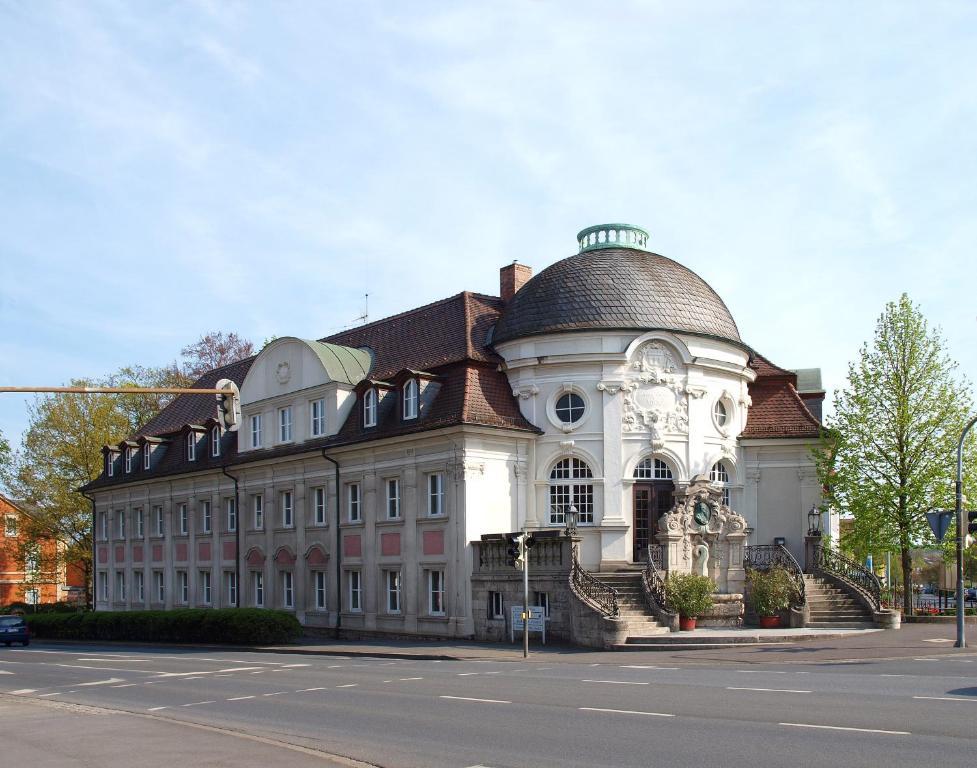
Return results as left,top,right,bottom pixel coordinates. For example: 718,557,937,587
968,511,977,536
524,534,536,550
215,379,241,432
504,533,524,569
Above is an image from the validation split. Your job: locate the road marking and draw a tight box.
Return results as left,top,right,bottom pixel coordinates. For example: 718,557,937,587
281,664,310,668
399,677,423,681
77,678,125,687
296,687,327,693
10,689,36,694
0,671,13,675
382,680,393,683
913,658,940,662
228,696,255,701
147,706,168,711
111,684,137,688
38,692,62,697
336,684,358,688
621,665,679,670
913,696,977,703
181,700,216,707
183,676,205,681
327,665,345,669
736,670,788,674
440,696,510,704
728,687,811,694
263,692,288,696
781,723,909,735
154,666,265,678
923,638,954,643
457,672,479,676
880,674,906,677
579,707,674,718
581,679,649,686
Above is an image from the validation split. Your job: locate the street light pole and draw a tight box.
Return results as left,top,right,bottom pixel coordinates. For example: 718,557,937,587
955,415,977,649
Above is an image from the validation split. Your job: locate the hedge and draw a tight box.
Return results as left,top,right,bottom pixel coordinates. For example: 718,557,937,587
25,608,302,645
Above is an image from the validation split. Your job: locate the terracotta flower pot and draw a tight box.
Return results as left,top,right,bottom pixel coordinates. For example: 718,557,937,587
679,616,697,631
759,615,781,629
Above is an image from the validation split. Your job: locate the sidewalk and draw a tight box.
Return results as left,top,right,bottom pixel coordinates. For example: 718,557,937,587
255,621,974,665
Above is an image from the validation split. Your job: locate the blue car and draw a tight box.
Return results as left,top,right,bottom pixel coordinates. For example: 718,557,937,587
0,615,30,646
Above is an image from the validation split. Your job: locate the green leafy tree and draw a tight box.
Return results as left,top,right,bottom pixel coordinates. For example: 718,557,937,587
816,294,976,615
0,428,10,491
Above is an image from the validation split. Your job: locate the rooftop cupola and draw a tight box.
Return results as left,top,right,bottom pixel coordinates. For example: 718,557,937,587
577,223,649,253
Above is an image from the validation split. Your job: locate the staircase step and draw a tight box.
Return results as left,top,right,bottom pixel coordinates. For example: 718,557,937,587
806,621,876,629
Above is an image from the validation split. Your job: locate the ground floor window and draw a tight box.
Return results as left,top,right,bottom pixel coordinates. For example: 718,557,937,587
314,571,326,610
253,571,264,607
177,570,188,604
134,571,144,602
347,570,362,613
225,571,237,605
115,570,126,601
199,570,212,605
385,569,401,614
533,590,550,618
99,572,108,601
548,458,595,525
281,571,294,609
710,461,731,507
489,590,504,619
427,569,445,616
153,571,164,602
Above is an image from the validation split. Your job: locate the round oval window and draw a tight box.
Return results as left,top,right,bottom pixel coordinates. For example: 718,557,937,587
556,393,585,424
713,400,728,426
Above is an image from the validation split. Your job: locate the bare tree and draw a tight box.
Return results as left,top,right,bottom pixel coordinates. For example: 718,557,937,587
179,331,255,380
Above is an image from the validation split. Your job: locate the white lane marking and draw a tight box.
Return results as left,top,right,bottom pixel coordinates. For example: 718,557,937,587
281,664,310,668
181,700,216,707
57,664,156,674
457,673,479,676
147,706,168,711
154,666,265,678
781,723,909,735
327,665,345,669
736,670,788,674
78,678,125,687
880,674,906,677
336,684,358,688
588,663,600,667
77,658,153,662
440,695,510,704
913,696,977,703
923,638,954,643
579,707,674,718
227,695,255,701
537,667,553,671
263,692,287,696
250,671,264,675
111,684,137,688
215,674,231,677
0,671,13,675
399,677,423,681
581,679,649,686
728,687,811,694
38,692,62,697
621,665,679,670
914,658,940,662
182,677,205,681
382,680,393,683
10,689,36,694
296,687,327,693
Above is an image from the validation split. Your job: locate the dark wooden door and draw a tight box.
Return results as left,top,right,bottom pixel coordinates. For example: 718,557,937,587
633,481,675,562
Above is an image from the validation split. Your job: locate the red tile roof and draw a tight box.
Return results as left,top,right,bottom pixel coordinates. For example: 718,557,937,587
742,353,822,439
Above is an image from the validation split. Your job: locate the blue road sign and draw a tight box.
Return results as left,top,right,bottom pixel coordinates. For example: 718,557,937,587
926,510,953,543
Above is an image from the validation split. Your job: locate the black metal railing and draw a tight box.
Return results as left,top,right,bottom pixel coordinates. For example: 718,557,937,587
815,545,881,611
744,544,806,604
642,543,672,617
569,547,619,617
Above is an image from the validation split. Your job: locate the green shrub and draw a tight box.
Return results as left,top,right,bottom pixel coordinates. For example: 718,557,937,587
747,565,800,617
25,608,301,645
664,573,715,618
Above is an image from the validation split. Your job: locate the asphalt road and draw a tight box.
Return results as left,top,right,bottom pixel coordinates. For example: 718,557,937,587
3,643,977,768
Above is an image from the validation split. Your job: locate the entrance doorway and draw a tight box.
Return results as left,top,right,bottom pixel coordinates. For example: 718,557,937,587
633,482,675,562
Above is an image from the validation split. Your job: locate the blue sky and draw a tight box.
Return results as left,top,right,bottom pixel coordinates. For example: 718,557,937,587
1,1,975,448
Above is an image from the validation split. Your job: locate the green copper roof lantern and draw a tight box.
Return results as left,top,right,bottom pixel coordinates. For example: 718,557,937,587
577,223,649,253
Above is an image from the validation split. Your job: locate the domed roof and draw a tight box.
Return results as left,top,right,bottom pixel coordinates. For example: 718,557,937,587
493,224,741,345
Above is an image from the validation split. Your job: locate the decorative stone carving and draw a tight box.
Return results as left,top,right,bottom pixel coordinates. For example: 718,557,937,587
623,342,690,436
558,440,575,455
449,460,484,482
632,342,677,374
512,385,539,400
685,385,707,399
596,380,628,395
275,361,291,385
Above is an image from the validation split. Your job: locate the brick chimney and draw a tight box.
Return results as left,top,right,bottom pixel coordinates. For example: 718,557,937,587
500,261,532,303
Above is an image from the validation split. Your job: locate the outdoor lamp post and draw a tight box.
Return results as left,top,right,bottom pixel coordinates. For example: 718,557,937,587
807,505,823,536
564,505,579,538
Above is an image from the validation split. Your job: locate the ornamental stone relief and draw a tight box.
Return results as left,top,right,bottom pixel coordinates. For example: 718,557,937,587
622,342,690,442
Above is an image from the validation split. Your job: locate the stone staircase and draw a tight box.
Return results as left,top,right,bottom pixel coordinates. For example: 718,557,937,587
804,574,875,628
594,571,669,637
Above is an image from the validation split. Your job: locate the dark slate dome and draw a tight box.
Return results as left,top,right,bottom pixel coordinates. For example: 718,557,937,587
493,224,741,345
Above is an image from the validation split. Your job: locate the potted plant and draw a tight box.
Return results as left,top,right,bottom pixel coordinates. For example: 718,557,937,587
748,565,798,628
664,573,715,631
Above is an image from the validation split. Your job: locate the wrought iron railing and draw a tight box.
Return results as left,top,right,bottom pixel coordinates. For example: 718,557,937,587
744,544,806,604
642,544,673,617
569,547,619,617
815,544,881,611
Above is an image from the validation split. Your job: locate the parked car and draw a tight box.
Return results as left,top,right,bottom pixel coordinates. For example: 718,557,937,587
0,615,30,646
966,588,977,601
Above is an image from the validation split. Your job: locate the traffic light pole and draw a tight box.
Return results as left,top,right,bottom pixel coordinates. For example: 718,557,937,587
523,527,530,659
956,415,977,649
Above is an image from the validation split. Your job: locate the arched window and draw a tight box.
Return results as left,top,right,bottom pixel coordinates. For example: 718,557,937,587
548,458,594,525
634,457,673,480
710,461,730,506
403,379,418,420
713,399,730,428
363,388,377,428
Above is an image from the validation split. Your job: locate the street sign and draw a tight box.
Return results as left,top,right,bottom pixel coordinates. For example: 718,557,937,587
927,510,953,543
510,605,546,644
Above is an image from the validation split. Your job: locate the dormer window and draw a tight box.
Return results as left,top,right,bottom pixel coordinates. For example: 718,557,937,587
186,432,196,462
125,447,134,473
143,443,151,470
363,388,377,428
279,406,293,442
107,452,116,477
403,379,418,420
210,425,221,458
310,398,325,437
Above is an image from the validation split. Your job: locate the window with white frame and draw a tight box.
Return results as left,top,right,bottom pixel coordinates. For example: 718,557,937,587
555,391,586,425
363,388,377,428
279,406,292,442
226,498,237,532
489,590,504,619
427,473,444,516
386,478,400,519
347,483,361,522
4,515,16,537
313,486,326,525
281,571,294,609
403,379,418,420
710,462,731,507
177,570,188,604
347,570,362,612
201,500,211,533
178,503,188,535
225,571,237,605
186,432,196,462
253,571,264,607
385,569,401,613
116,509,125,539
634,457,674,480
427,569,445,616
107,452,115,477
99,511,107,540
153,505,164,536
314,571,326,610
153,571,164,602
713,399,729,427
143,443,151,470
135,508,144,538
134,570,144,602
251,414,262,448
253,494,264,529
548,458,595,525
23,544,39,576
126,447,134,473
199,570,211,604
533,590,551,618
281,491,293,528
310,398,325,437
99,572,108,601
211,425,221,457
115,570,125,601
